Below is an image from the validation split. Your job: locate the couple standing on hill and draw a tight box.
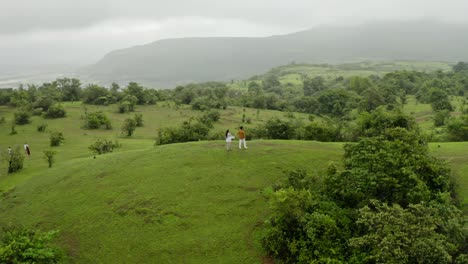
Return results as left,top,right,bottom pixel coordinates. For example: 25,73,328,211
225,126,248,151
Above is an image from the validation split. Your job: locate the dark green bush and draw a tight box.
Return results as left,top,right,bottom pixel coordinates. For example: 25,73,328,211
83,111,112,130
43,104,66,119
88,138,121,155
49,132,64,147
37,123,48,132
156,118,211,145
14,111,30,125
5,146,24,173
121,118,137,137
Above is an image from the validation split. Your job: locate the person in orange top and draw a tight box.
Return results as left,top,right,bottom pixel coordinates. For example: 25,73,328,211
237,126,248,149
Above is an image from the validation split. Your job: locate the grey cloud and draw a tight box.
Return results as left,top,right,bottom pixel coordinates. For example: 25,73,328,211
2,0,468,35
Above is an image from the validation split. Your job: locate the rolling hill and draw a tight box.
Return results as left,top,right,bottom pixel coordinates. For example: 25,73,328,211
83,20,468,87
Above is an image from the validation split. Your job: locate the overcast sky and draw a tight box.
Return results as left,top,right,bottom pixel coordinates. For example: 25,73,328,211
1,0,468,68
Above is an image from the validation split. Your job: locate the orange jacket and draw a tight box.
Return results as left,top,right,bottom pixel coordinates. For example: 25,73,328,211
238,130,245,139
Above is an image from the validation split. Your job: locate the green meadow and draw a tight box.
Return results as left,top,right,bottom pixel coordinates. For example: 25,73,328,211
0,99,466,262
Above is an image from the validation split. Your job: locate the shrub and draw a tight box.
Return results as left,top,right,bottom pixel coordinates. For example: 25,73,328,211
302,122,340,142
43,150,57,168
134,113,144,127
5,146,24,173
14,111,30,125
446,114,468,141
121,118,137,136
0,226,62,263
43,104,66,119
31,107,43,116
198,110,221,128
83,111,112,130
156,118,211,145
37,123,48,132
10,124,17,135
49,132,64,147
88,138,121,155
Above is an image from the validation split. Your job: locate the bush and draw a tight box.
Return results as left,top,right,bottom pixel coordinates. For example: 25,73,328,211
121,118,137,136
43,150,57,168
302,122,340,142
0,226,62,263
31,108,43,116
49,132,64,147
83,111,112,130
14,111,30,125
10,124,17,135
43,104,66,119
88,138,121,155
134,113,144,127
156,119,211,145
5,146,24,173
198,110,221,128
37,123,48,132
446,114,468,141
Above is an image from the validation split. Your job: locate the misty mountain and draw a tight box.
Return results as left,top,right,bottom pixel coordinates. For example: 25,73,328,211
84,20,468,87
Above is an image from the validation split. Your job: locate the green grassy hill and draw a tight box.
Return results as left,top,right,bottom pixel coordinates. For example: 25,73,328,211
0,102,466,263
0,140,343,263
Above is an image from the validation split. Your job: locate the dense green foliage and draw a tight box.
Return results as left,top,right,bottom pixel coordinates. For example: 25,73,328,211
83,111,112,130
261,124,467,263
156,118,211,145
0,227,61,263
4,146,24,174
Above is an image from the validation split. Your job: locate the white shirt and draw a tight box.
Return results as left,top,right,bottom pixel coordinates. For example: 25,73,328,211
24,144,29,150
226,132,234,142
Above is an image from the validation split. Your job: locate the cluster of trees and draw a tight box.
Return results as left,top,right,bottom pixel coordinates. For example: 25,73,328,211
0,79,162,117
261,124,467,263
249,107,418,142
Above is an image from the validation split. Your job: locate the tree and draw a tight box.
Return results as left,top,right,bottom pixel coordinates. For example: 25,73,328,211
121,118,137,136
303,76,326,96
348,76,372,95
14,111,31,125
453,61,468,73
54,78,81,101
429,88,453,111
317,89,354,117
81,84,109,105
350,201,466,264
325,128,451,208
43,150,57,168
125,82,146,105
359,88,385,112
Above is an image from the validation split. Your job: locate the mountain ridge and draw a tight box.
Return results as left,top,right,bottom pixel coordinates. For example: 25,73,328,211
83,20,468,87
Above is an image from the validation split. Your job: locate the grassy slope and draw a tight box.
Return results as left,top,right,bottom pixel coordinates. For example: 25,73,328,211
0,141,344,263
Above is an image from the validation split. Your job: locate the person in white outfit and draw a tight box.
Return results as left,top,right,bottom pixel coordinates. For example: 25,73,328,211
225,130,235,151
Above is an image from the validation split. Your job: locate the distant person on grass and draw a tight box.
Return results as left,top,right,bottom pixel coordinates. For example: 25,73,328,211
237,126,248,149
24,143,30,157
225,130,235,151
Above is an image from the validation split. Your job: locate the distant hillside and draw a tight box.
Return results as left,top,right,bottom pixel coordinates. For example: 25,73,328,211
83,20,468,87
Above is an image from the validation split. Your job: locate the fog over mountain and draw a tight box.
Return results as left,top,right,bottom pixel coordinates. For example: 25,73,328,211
1,0,468,87
83,20,468,87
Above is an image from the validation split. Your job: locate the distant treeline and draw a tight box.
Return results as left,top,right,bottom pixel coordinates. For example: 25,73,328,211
0,62,467,141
